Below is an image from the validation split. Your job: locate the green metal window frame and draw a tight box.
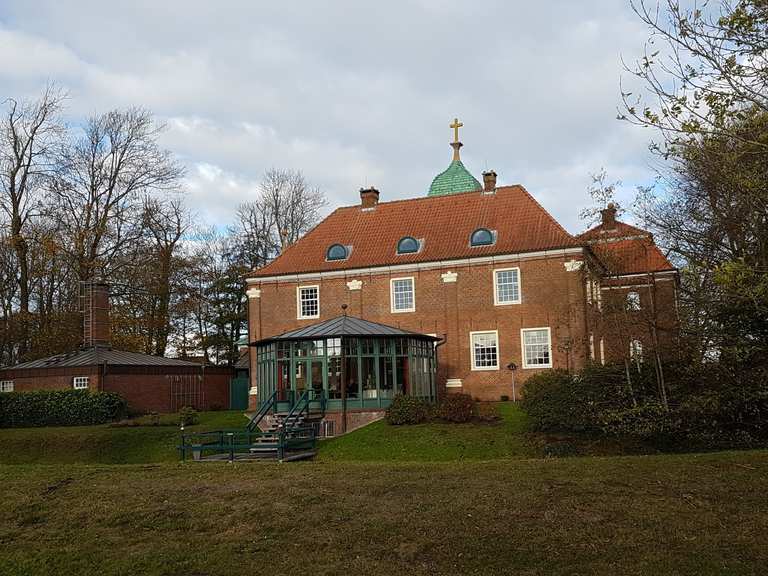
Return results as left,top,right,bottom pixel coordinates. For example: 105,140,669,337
470,228,494,246
396,236,420,254
254,336,436,412
326,244,348,261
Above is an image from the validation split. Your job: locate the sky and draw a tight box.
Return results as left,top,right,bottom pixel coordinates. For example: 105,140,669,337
0,0,657,234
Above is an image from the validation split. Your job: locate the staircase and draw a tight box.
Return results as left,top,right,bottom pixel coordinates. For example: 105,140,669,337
179,390,325,462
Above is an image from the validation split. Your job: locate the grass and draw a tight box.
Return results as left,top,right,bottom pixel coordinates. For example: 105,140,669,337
0,410,249,465
0,451,766,575
319,402,536,461
0,403,650,465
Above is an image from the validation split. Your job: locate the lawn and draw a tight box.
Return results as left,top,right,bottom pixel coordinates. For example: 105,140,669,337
319,402,536,461
0,403,634,465
0,410,249,465
1,451,766,575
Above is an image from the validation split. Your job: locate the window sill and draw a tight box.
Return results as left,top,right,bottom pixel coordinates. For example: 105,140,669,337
471,366,500,371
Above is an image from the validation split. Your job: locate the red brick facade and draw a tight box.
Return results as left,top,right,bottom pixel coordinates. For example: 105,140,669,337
248,248,599,401
0,365,232,413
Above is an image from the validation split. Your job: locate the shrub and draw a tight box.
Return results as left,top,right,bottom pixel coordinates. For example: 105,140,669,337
521,365,637,433
0,390,127,428
436,393,476,423
179,406,199,426
386,394,429,425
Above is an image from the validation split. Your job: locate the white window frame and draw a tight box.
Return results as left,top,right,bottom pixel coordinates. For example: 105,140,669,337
599,337,605,365
296,285,320,320
626,291,641,311
630,339,643,363
73,376,89,390
521,327,553,369
0,380,14,393
493,267,521,306
390,276,415,313
470,330,500,371
589,333,595,360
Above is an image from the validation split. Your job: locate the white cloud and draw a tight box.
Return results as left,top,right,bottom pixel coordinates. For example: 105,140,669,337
0,0,659,235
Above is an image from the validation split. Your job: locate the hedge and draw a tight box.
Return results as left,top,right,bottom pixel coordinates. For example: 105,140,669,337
0,389,127,428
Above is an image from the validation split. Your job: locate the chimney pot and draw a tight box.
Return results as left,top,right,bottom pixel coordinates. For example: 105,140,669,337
360,187,380,209
482,170,497,192
600,203,618,228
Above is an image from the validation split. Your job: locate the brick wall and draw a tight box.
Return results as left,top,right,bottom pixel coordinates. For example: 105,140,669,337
248,251,592,401
0,365,232,414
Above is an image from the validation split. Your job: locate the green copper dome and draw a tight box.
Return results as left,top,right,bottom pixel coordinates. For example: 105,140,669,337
428,159,482,197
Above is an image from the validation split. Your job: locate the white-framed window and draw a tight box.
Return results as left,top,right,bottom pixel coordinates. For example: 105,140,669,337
626,291,641,311
589,333,595,360
0,380,14,393
493,267,521,305
73,376,89,390
297,285,320,319
599,337,605,365
470,330,499,370
630,339,643,363
390,277,415,313
521,327,552,369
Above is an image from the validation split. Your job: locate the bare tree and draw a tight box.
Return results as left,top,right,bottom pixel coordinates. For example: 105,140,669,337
620,0,768,151
141,196,190,356
49,107,184,283
0,85,66,356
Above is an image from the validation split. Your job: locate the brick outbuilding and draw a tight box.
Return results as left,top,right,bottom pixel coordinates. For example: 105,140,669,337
0,283,232,413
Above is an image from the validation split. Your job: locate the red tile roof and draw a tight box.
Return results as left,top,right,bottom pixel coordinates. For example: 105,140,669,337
577,220,649,242
591,238,676,275
250,186,578,278
578,220,676,275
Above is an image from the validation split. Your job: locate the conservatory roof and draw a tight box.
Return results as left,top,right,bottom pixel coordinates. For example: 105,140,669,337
252,315,440,344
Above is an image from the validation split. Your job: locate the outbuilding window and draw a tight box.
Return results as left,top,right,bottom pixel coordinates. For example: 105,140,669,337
73,376,89,390
522,328,552,368
396,236,420,254
326,244,348,261
626,291,641,311
493,268,521,305
390,277,415,313
470,228,495,247
0,380,14,393
297,286,320,319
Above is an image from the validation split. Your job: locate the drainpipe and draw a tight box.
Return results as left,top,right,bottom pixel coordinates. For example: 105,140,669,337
434,334,448,402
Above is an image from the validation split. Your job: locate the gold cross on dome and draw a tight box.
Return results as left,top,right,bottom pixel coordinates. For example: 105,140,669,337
450,117,463,144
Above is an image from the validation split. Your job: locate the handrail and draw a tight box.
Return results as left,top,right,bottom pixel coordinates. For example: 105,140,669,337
246,390,277,432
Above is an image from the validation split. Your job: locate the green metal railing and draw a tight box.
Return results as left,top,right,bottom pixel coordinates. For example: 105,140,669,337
178,390,325,462
246,390,277,432
179,429,267,461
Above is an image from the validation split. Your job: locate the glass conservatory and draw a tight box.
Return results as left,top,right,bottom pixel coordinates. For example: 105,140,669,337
252,316,439,413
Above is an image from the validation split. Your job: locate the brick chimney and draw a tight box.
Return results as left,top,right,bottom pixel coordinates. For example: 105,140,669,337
600,202,618,228
81,281,111,349
482,170,497,192
360,187,380,209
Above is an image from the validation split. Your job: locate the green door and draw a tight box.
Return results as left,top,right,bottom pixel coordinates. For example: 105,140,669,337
229,377,250,410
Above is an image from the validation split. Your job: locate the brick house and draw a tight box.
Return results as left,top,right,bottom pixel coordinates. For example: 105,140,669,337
245,125,678,413
0,283,233,413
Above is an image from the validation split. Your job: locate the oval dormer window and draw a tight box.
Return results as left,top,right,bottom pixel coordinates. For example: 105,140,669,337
470,228,494,247
397,236,420,255
326,244,348,261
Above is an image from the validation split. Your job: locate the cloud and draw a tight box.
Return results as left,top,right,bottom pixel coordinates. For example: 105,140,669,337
0,0,658,234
